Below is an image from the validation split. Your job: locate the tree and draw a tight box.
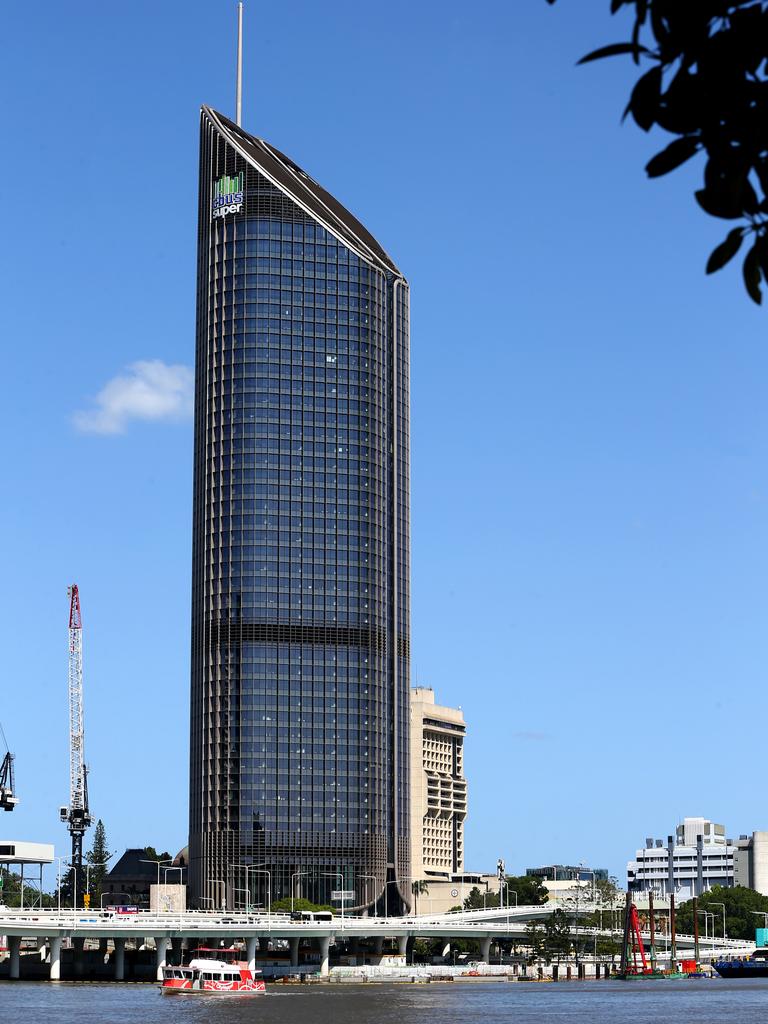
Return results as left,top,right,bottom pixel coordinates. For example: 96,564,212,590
545,908,573,959
581,875,622,929
545,0,768,303
675,884,768,940
270,897,334,914
525,919,547,961
595,875,621,909
0,867,55,909
143,846,172,862
85,819,112,905
595,934,621,960
504,874,549,907
411,879,429,915
463,886,495,911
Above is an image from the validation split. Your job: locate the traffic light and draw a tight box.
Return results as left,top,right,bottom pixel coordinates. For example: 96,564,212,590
83,893,91,908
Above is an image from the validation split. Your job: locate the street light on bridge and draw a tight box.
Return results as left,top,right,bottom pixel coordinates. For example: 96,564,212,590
707,901,726,941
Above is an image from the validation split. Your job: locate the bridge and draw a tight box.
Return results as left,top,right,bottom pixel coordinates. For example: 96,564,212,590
0,907,754,981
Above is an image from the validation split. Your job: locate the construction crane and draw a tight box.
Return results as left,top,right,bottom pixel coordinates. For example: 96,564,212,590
59,585,92,904
0,722,17,811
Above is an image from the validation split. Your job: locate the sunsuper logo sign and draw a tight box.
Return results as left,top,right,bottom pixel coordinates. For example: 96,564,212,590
212,171,244,219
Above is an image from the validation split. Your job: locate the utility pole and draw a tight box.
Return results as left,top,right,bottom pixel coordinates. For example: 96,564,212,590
59,585,92,907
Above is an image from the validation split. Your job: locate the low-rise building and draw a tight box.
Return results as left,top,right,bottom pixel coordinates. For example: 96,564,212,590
103,848,187,908
525,865,609,902
526,865,608,883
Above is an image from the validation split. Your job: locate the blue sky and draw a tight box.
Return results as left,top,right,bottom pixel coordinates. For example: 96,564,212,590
1,0,766,889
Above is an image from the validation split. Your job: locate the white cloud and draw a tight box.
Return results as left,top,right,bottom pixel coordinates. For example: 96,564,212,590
73,360,194,435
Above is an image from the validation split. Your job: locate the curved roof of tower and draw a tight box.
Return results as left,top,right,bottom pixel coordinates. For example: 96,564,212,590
202,106,403,278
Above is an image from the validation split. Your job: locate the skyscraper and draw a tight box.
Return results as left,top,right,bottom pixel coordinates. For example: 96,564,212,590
189,107,410,914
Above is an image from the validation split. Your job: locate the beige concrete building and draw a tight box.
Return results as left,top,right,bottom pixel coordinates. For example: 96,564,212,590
734,831,768,895
410,687,468,884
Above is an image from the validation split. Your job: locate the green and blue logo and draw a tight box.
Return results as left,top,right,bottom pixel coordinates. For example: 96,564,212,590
212,171,244,219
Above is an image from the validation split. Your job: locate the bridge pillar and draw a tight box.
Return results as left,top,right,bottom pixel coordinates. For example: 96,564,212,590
73,937,85,977
289,937,300,967
49,937,62,981
8,936,20,979
441,940,451,960
479,937,491,963
246,937,257,973
155,937,170,982
397,935,408,958
373,936,384,955
318,936,331,978
114,938,126,981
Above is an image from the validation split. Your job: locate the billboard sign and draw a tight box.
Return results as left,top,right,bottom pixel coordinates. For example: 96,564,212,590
212,172,244,219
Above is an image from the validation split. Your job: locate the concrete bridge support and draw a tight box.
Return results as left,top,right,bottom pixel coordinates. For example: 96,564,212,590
9,936,20,979
155,937,170,982
373,936,384,955
246,937,257,973
397,935,408,957
318,936,331,978
289,937,300,967
441,940,451,960
479,937,491,963
49,937,62,981
114,938,126,981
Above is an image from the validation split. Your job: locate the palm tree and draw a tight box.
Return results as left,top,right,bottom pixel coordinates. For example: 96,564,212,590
411,880,429,916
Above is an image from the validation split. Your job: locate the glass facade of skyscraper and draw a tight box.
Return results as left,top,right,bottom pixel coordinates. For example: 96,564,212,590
189,108,410,912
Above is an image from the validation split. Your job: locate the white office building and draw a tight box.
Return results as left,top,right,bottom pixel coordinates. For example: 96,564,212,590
627,817,735,900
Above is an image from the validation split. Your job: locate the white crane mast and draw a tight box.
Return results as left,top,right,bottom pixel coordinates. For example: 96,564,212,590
60,584,91,903
68,586,85,813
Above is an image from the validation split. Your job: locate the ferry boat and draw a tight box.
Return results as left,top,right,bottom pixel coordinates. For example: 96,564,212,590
713,948,768,978
161,948,266,994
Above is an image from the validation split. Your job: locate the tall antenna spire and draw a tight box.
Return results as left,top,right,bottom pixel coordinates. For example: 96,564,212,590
235,2,243,126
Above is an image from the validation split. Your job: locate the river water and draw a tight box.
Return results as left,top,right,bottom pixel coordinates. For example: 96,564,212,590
2,979,767,1023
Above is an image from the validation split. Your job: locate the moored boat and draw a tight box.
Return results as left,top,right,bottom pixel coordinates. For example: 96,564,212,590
713,948,768,978
161,947,266,994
